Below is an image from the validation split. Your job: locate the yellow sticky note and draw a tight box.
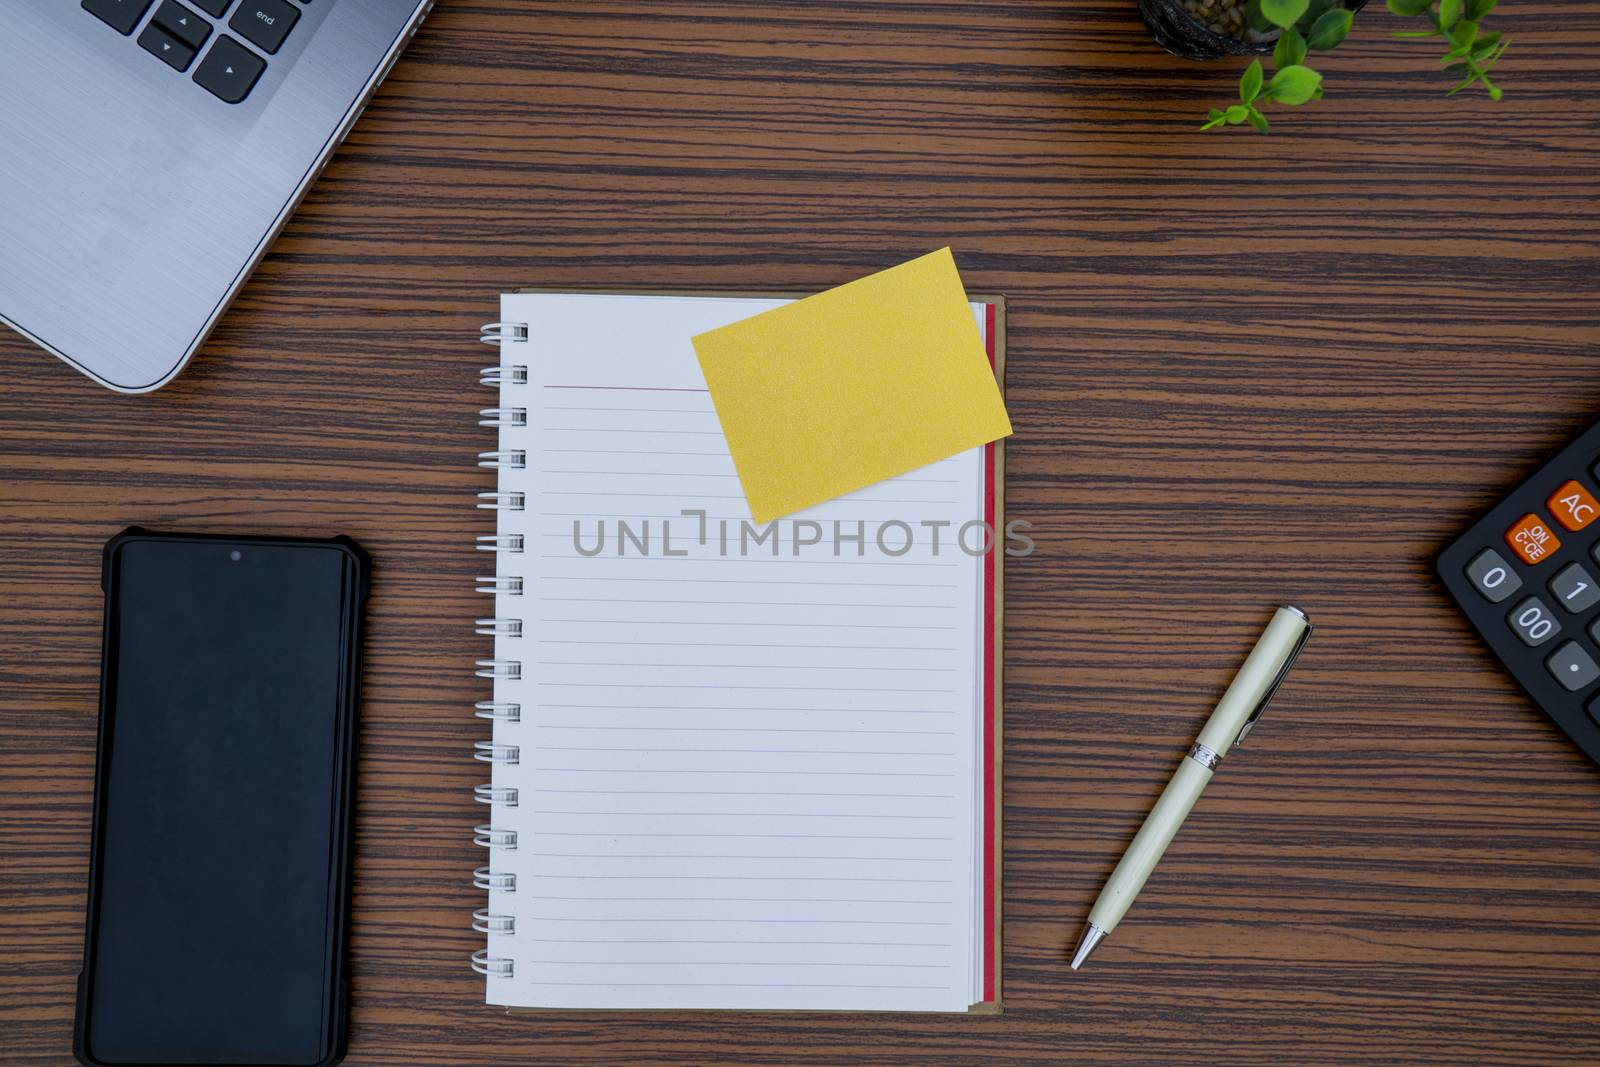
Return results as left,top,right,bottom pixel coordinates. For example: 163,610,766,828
693,248,1012,524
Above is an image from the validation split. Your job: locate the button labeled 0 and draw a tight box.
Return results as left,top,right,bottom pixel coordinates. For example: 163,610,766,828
1466,548,1522,603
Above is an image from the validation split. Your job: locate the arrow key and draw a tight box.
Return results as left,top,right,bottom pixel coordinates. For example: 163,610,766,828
137,21,197,71
193,35,266,103
152,0,212,50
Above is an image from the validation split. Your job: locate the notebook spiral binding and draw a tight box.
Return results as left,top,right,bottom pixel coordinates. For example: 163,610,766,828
470,948,513,978
473,320,530,982
474,865,516,891
474,701,521,722
474,740,519,764
475,784,519,806
480,322,530,345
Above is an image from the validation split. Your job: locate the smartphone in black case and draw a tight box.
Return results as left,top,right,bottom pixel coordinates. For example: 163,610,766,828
75,529,370,1067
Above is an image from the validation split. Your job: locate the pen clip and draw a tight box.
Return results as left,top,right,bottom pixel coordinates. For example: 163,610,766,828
1232,616,1312,748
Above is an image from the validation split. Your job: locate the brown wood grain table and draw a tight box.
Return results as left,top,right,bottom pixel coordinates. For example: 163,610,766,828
3,1,1598,1063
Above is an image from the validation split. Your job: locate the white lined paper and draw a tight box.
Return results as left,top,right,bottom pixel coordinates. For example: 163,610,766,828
482,293,990,1012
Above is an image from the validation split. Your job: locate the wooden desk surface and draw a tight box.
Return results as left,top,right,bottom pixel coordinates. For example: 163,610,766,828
3,1,1598,1063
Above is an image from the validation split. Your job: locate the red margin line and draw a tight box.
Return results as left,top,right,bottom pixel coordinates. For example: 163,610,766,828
982,301,998,1005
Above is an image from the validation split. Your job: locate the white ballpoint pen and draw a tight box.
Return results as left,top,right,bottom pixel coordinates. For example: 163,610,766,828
1071,605,1313,970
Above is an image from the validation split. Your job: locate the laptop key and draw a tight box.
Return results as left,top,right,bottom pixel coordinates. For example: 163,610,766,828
190,0,232,14
229,0,299,55
152,0,212,51
138,21,198,71
193,36,266,103
82,0,155,35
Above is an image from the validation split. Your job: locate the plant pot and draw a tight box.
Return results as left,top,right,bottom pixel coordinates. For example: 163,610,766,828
1136,0,1369,60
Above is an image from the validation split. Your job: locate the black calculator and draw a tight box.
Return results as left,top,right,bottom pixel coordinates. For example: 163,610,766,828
1438,421,1600,765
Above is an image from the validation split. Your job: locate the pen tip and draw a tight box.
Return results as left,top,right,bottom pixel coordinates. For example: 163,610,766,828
1070,923,1106,970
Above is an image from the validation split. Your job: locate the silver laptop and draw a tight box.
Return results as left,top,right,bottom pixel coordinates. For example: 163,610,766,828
0,0,432,393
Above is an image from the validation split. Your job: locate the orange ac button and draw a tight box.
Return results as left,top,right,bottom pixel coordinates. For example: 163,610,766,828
1547,480,1600,532
1506,513,1561,565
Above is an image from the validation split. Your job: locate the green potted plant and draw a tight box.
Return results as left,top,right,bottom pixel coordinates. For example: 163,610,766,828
1135,0,1510,132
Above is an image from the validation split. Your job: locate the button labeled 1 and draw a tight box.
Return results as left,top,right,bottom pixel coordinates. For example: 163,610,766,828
1466,548,1522,603
1508,596,1561,647
1550,562,1600,613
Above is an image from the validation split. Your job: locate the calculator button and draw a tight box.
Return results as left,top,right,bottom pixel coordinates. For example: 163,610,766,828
1549,563,1600,613
1465,548,1522,603
1546,642,1600,692
1547,480,1600,532
1508,596,1561,647
1505,514,1560,565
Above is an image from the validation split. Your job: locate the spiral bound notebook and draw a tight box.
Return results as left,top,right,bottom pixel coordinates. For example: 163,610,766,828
471,290,1004,1013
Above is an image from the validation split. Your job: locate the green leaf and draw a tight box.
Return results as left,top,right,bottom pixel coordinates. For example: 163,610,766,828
1267,64,1324,104
1480,38,1510,69
1246,106,1271,133
1385,0,1431,15
1298,0,1332,29
1466,0,1497,18
1439,0,1462,28
1306,8,1354,49
1240,59,1264,103
1451,19,1477,48
1260,0,1310,30
1274,26,1308,67
1245,0,1274,32
1201,108,1228,130
1470,31,1502,58
1225,104,1251,124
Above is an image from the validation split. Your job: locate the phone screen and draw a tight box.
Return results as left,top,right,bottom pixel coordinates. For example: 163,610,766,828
81,534,364,1066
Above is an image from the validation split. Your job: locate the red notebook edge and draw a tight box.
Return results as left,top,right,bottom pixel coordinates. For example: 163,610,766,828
972,297,1005,1014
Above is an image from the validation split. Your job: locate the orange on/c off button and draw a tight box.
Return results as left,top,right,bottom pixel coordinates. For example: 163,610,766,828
1547,480,1600,532
1506,513,1561,565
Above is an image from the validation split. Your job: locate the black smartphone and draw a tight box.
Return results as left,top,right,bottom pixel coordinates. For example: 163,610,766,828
75,529,370,1067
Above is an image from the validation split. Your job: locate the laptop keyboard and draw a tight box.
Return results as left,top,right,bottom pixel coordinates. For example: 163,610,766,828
82,0,306,104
